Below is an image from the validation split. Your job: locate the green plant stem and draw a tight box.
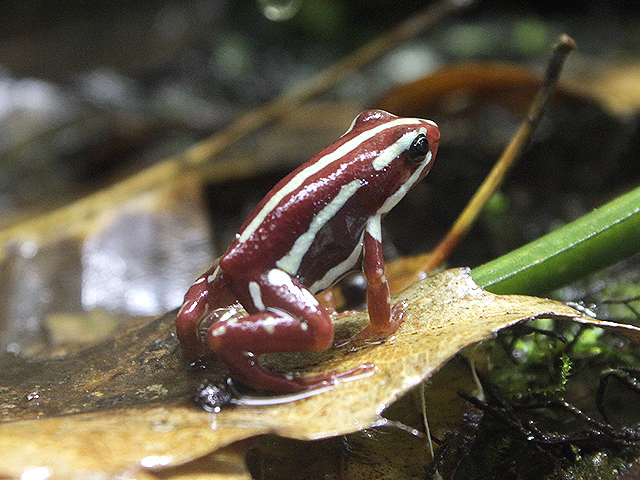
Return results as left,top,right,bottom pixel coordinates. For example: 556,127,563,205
471,185,640,296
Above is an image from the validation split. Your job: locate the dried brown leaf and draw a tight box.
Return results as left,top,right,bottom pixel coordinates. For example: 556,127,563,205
1,268,638,478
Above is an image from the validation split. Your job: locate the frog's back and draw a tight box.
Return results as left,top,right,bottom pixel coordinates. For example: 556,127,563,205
219,110,436,290
219,151,372,287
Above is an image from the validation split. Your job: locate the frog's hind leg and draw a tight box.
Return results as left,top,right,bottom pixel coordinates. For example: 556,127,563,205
206,268,361,392
176,260,237,359
210,338,373,393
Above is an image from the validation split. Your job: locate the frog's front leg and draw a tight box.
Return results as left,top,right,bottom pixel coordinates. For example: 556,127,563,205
354,215,404,341
206,269,357,392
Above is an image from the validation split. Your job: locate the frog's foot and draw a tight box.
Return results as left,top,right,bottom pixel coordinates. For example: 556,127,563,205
219,347,375,393
351,300,406,345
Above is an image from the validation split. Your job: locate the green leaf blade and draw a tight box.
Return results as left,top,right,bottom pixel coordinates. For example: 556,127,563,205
472,186,640,296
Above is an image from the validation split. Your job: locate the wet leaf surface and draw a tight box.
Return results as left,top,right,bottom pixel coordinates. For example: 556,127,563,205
1,268,639,478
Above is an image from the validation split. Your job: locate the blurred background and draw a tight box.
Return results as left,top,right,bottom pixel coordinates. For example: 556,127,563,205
1,0,640,357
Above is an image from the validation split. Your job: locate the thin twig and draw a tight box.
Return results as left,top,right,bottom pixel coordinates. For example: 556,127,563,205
418,34,577,276
183,0,475,167
0,0,472,258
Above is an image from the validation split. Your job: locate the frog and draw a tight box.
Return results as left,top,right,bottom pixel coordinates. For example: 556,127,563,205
176,109,440,392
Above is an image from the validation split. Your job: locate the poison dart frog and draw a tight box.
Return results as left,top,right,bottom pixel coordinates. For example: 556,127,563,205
176,109,440,392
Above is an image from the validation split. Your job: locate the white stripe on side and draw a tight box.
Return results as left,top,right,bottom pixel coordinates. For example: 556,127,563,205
366,215,382,243
248,281,265,311
378,150,432,215
237,117,423,243
309,231,365,293
276,179,361,275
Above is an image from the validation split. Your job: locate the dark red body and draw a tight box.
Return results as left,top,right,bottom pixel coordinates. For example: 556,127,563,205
176,110,440,392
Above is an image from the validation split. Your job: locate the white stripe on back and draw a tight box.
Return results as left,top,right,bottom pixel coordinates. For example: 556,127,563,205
372,128,424,171
309,231,365,293
237,117,423,243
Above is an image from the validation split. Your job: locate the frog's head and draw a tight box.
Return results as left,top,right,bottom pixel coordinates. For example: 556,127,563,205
346,109,439,177
342,109,440,212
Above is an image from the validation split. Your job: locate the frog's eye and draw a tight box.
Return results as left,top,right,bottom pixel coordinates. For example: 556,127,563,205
406,134,429,163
